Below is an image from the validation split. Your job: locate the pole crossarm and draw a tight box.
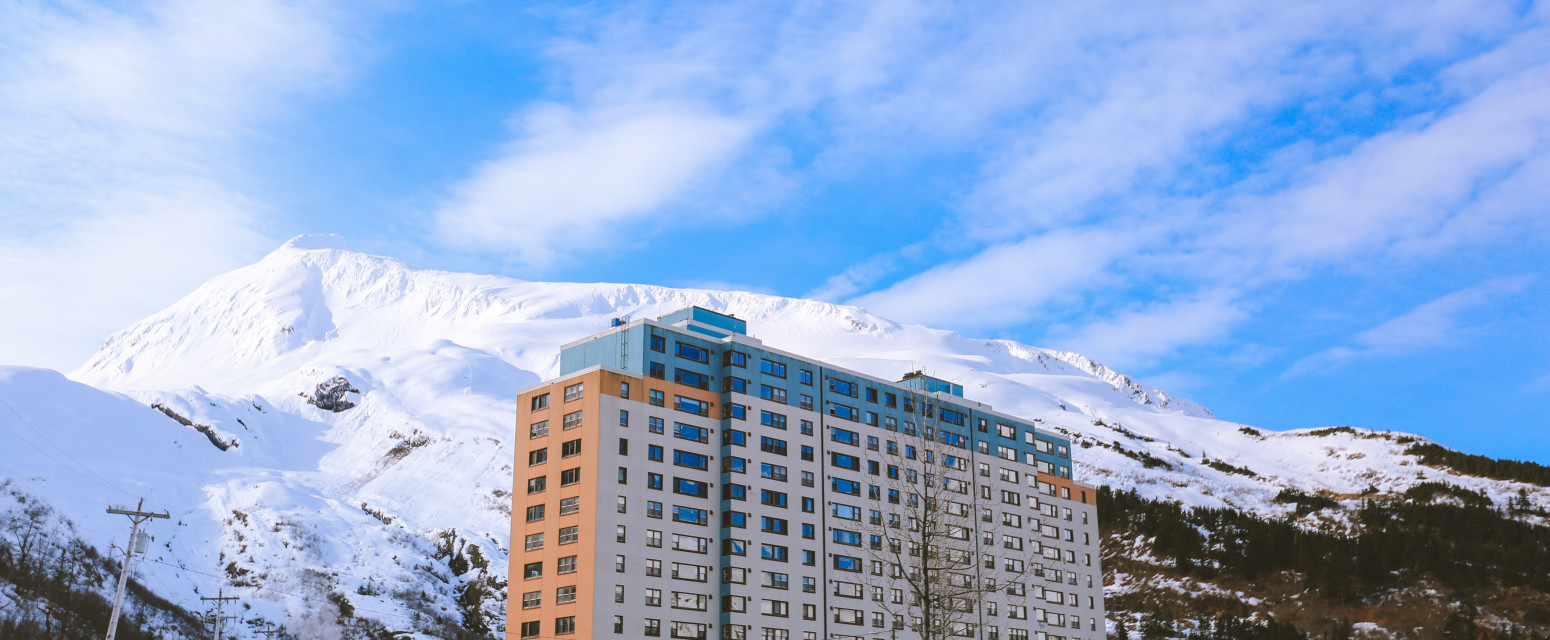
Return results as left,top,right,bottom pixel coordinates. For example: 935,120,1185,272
104,498,168,640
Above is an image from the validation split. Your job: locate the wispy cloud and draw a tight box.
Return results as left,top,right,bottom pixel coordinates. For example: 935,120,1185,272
1285,276,1533,376
434,103,759,269
1047,293,1250,372
0,0,351,370
849,227,1140,329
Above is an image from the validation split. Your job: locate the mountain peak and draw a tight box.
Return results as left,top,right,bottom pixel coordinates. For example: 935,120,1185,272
279,233,352,252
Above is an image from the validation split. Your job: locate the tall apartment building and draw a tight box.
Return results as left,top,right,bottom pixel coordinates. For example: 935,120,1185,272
507,307,1105,640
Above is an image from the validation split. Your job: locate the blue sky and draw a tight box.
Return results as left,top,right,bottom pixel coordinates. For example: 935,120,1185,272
2,0,1547,462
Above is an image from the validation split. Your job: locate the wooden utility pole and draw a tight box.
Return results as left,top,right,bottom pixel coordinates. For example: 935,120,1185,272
200,589,239,640
104,498,168,640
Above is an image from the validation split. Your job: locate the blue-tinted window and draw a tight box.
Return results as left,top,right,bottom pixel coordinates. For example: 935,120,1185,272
675,396,708,416
724,484,747,501
674,423,709,443
675,369,709,390
802,523,815,539
648,362,665,379
724,350,748,367
761,544,788,561
761,411,787,430
799,370,813,385
649,335,665,352
760,463,787,481
831,452,860,471
724,511,746,528
673,450,708,470
674,478,707,498
829,403,859,421
940,431,965,448
675,343,708,363
760,359,787,378
725,377,748,394
830,428,859,446
673,506,707,525
760,517,787,535
828,379,857,397
759,385,787,404
833,555,861,572
939,408,965,426
724,457,747,474
647,472,662,490
723,429,747,447
760,489,787,508
649,416,664,433
648,445,663,462
831,478,860,495
832,530,861,546
724,403,747,420
759,436,787,456
831,503,860,520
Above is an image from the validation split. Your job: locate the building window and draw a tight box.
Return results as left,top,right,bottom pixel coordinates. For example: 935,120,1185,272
649,362,666,379
526,476,546,494
650,335,666,352
676,342,709,363
528,448,547,466
529,421,549,438
724,350,748,367
645,619,661,637
649,416,665,433
760,385,787,404
521,591,541,609
563,383,583,402
557,555,577,574
560,496,579,514
760,411,788,430
760,359,787,378
760,436,788,456
523,562,542,579
559,525,579,545
556,586,576,604
523,533,543,551
520,621,540,638
646,529,662,547
555,616,576,635
525,505,544,522
531,394,549,411
562,411,582,430
649,390,665,406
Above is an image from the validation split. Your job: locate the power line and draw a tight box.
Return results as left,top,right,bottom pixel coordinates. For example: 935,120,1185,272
0,398,133,498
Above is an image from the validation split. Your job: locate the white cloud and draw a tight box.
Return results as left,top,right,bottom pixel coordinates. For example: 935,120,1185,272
1047,293,1250,372
1285,276,1533,376
433,103,758,269
848,227,1140,329
0,0,350,370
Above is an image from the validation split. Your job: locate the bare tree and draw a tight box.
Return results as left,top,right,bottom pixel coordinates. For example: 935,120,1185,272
860,392,1030,640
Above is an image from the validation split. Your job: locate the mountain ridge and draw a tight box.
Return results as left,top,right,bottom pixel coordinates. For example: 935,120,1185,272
1,236,1544,639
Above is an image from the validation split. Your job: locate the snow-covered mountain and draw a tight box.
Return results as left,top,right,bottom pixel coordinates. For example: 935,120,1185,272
2,236,1545,638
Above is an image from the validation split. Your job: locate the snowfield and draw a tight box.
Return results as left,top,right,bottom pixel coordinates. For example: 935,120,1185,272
1,236,1544,637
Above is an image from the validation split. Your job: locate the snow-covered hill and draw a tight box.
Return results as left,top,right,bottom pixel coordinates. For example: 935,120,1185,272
2,236,1546,638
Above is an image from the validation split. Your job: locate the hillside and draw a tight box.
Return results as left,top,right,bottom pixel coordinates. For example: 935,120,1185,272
1,236,1546,639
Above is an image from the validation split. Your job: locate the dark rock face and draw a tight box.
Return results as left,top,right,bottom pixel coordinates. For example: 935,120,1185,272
305,376,360,412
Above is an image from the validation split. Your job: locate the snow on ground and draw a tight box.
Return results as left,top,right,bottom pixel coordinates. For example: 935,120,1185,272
1,236,1545,636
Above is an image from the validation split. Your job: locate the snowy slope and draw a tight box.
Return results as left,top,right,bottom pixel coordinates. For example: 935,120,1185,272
2,236,1545,637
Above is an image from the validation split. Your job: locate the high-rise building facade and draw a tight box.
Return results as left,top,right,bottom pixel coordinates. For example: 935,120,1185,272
507,307,1105,640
